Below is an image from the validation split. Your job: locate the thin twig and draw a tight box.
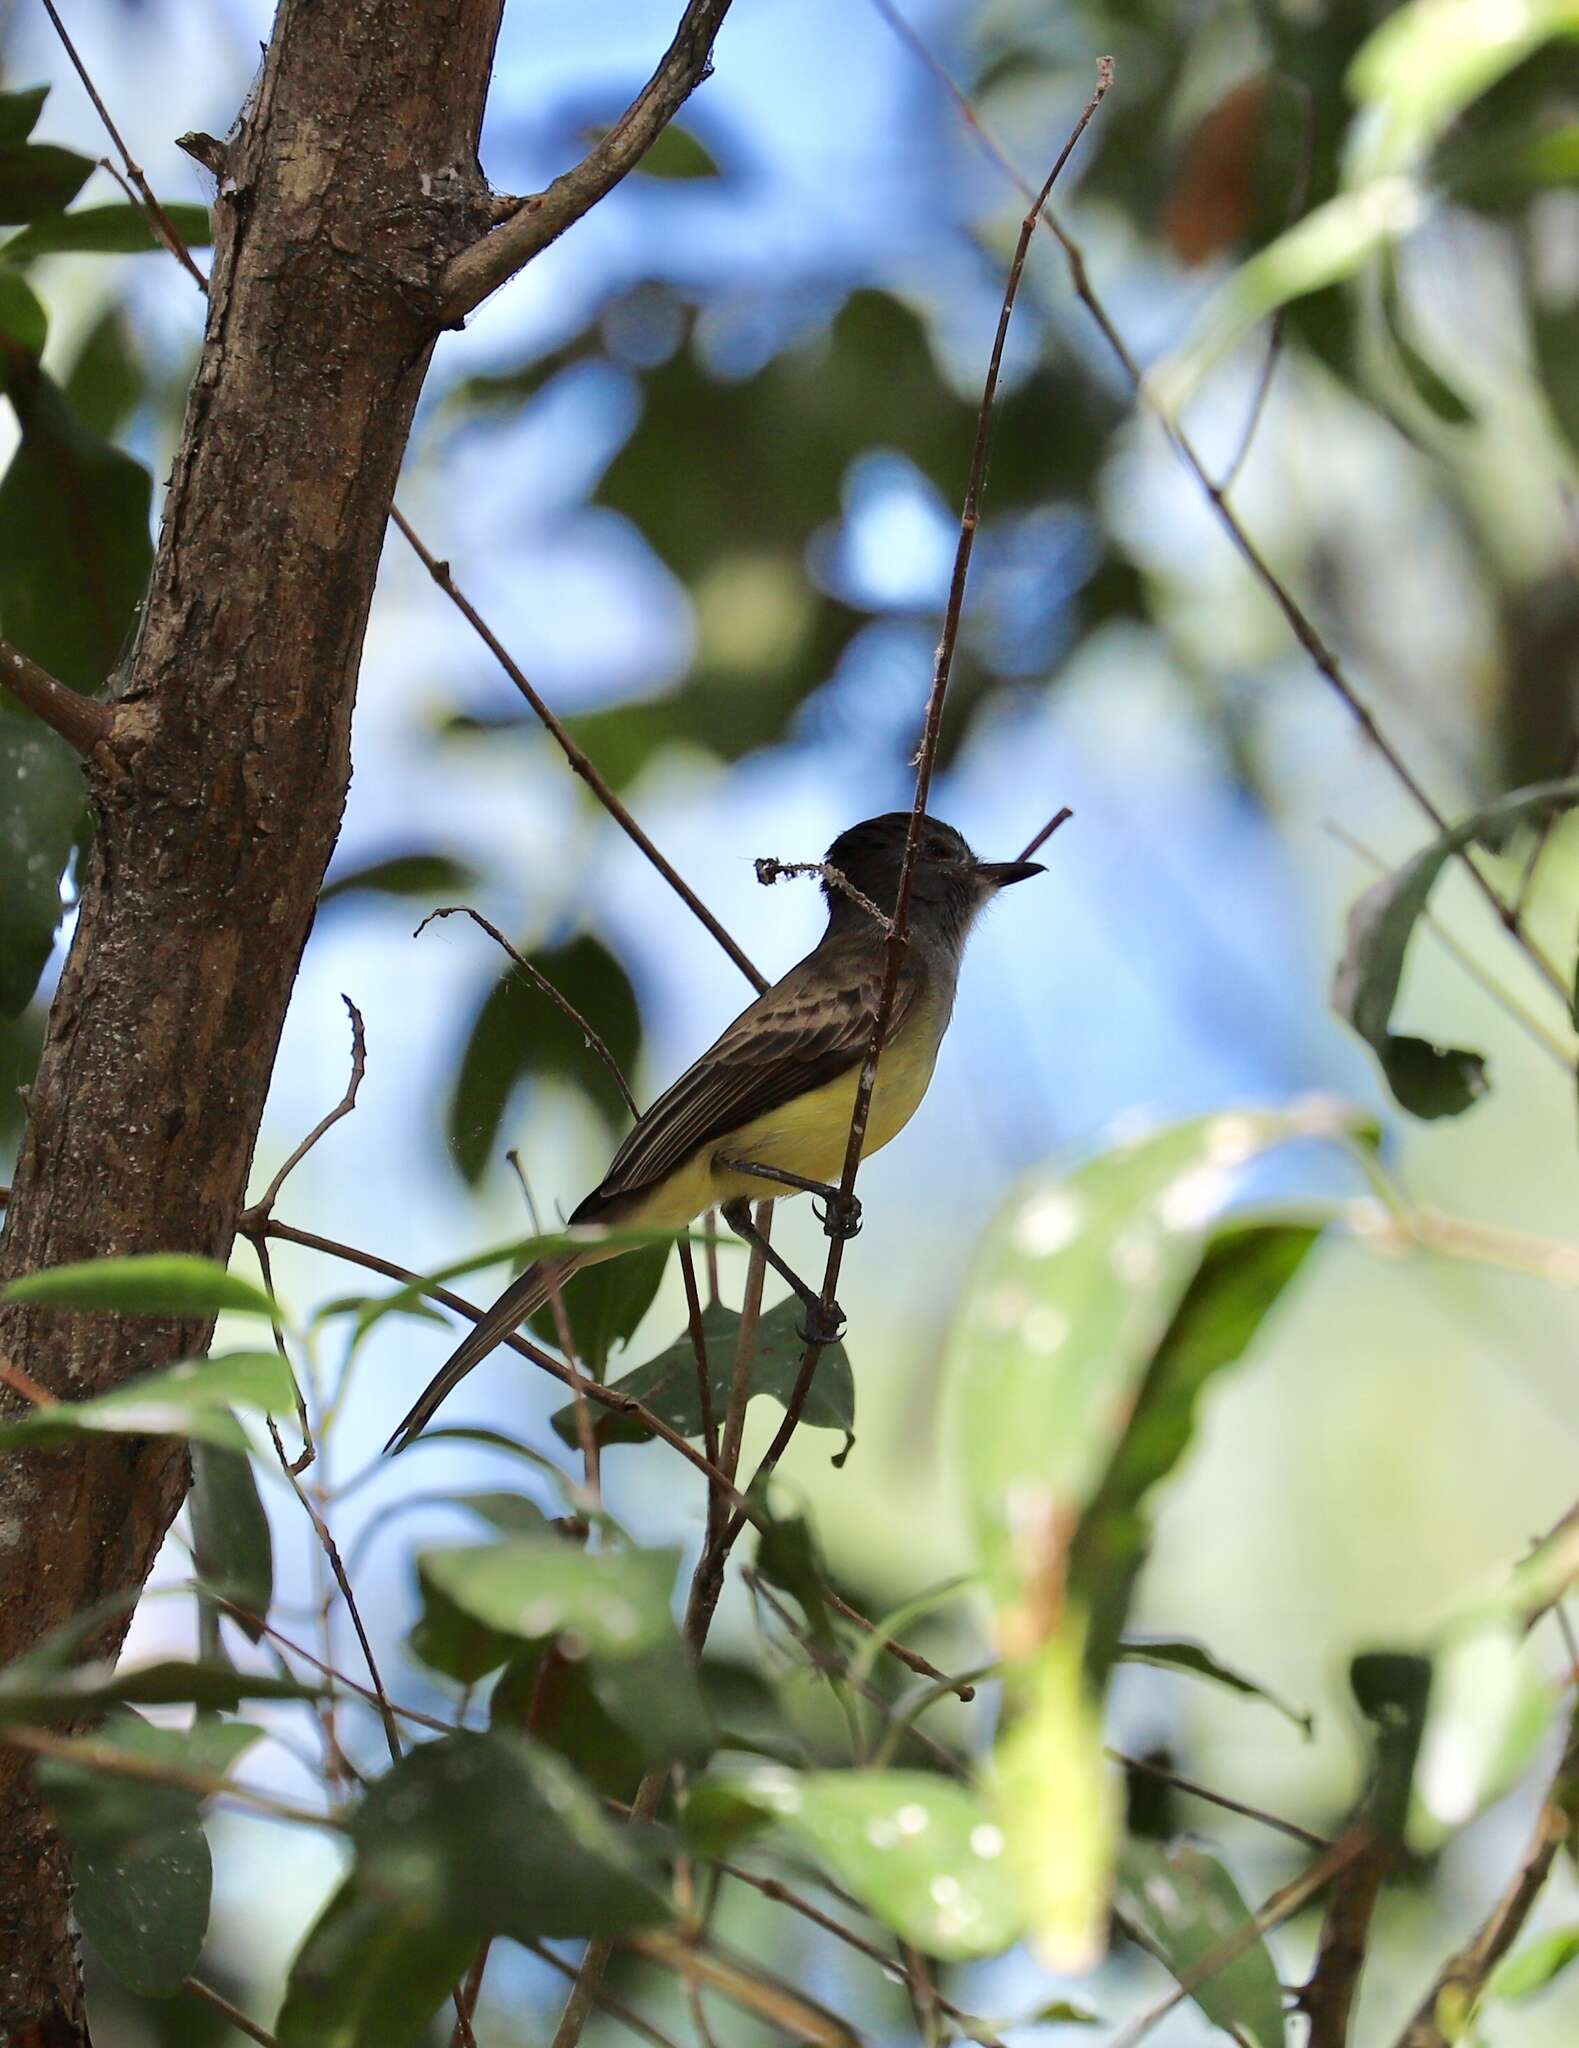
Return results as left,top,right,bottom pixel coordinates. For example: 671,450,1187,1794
1393,1706,1579,2047
438,0,735,321
868,0,1571,1011
1111,1747,1331,1852
391,510,764,993
1016,804,1074,864
754,858,895,934
1300,1826,1390,2047
0,1353,57,1407
0,636,111,757
415,907,639,1117
184,1977,279,2047
246,997,367,1218
38,0,210,290
625,1927,861,2047
526,1939,687,2048
725,75,1110,1553
0,1726,336,1830
207,1596,457,1736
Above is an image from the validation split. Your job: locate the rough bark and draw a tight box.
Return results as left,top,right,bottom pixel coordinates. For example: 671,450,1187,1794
0,1,503,2035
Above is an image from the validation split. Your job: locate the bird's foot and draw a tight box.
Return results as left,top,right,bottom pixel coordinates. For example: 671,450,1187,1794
797,1297,848,1348
813,1191,862,1241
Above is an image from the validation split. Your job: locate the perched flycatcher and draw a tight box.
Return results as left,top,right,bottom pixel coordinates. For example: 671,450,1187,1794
386,812,1044,1452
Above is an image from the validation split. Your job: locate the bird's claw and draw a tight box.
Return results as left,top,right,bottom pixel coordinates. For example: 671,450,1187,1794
797,1299,848,1348
813,1192,862,1241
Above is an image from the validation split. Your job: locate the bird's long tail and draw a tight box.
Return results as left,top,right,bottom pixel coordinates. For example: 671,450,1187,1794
383,1253,584,1454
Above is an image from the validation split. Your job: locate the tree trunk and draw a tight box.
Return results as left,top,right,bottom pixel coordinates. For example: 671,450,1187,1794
0,2,503,2035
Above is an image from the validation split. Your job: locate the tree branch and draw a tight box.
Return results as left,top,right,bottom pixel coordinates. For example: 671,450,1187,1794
0,636,111,758
438,0,735,323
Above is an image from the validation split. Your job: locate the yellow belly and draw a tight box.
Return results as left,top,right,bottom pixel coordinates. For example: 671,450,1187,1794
620,1000,948,1230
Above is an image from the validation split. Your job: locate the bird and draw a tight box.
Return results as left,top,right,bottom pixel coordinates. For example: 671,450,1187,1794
385,812,1045,1452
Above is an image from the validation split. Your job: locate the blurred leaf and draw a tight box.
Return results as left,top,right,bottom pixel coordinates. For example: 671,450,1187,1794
531,1239,670,1377
491,1646,648,1798
417,1539,710,1762
318,850,479,906
4,1253,277,1317
62,305,144,440
0,140,93,223
1488,1924,1579,2002
0,1000,43,1145
0,355,153,692
447,932,640,1183
1408,1627,1551,1850
753,1488,836,1651
1116,1839,1286,2048
1072,1216,1322,1677
0,270,45,354
2,200,211,261
994,1628,1116,1973
277,1730,666,2048
634,124,721,179
1332,776,1579,1117
41,1710,258,1997
697,1764,1024,1960
0,86,49,145
1116,1635,1312,1735
1377,246,1475,424
955,1110,1349,1639
0,1350,294,1453
1162,75,1269,265
1348,0,1576,176
0,1656,317,1718
550,1294,854,1455
400,1423,578,1491
190,1443,274,1642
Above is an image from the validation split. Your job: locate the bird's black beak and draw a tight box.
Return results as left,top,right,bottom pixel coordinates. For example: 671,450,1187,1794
975,859,1045,890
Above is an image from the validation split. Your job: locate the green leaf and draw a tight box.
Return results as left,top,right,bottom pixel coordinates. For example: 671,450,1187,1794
0,141,93,223
0,356,152,694
416,1539,710,1764
551,1295,854,1456
635,125,721,179
39,1710,259,1997
4,1253,278,1317
1408,1627,1552,1850
398,1423,578,1490
0,87,49,146
1116,1839,1286,2048
1332,777,1579,1117
1,200,211,261
1488,1924,1579,2003
0,1349,295,1453
277,1730,666,2048
955,1111,1348,1636
0,1656,317,1719
318,850,479,906
1072,1216,1323,1679
190,1442,274,1641
697,1764,1024,1961
447,932,640,1184
531,1239,670,1377
0,271,46,356
752,1487,836,1651
1116,1636,1312,1735
993,1627,1117,1973
61,305,144,440
491,1646,648,1798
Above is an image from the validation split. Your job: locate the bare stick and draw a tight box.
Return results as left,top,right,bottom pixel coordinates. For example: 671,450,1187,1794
1110,1747,1331,1852
1301,1827,1390,2046
184,1977,280,2047
727,78,1109,1548
392,511,765,993
0,1726,335,1831
754,858,894,933
0,636,111,756
438,0,735,321
1016,804,1074,864
415,906,639,1116
39,0,210,290
246,997,367,1219
868,0,1570,1009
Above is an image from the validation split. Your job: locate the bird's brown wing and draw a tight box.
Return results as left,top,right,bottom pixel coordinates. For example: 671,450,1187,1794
575,936,921,1215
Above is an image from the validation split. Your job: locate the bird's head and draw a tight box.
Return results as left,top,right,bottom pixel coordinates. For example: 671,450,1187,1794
821,811,1044,946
